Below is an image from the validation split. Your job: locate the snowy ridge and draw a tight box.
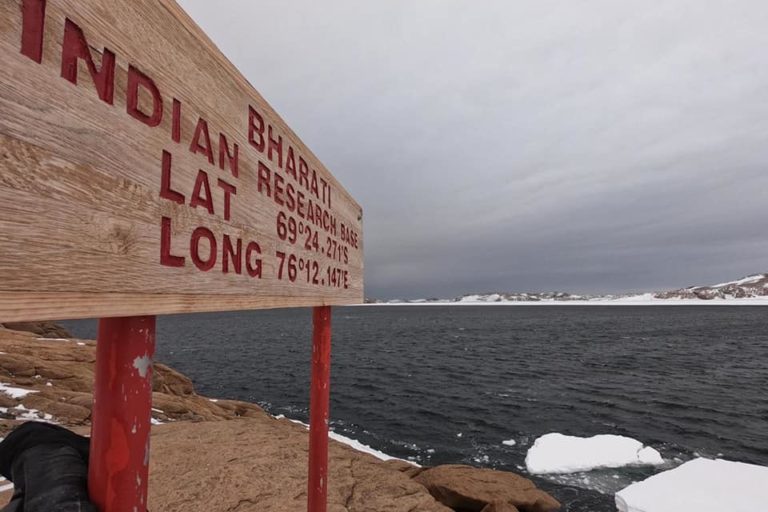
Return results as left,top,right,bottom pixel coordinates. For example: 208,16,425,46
656,272,768,300
367,272,768,304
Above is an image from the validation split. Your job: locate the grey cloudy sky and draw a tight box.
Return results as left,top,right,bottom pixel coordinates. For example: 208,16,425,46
179,0,768,299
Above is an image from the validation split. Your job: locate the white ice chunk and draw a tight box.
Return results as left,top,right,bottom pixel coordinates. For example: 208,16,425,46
525,433,664,474
637,446,664,466
502,439,517,446
616,458,768,512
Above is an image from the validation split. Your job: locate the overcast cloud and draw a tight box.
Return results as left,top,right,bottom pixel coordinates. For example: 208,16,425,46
178,0,768,299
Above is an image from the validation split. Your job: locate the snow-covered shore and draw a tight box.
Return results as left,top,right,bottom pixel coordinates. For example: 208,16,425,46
365,272,768,305
361,297,768,306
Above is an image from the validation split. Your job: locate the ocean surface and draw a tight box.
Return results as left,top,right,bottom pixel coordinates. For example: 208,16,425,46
63,306,768,512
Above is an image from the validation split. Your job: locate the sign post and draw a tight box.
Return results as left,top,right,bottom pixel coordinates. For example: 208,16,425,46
0,0,364,510
308,306,333,512
89,316,157,512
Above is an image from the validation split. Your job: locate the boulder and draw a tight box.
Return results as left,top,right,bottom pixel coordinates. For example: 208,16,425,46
414,465,560,512
381,458,426,478
482,503,521,512
2,322,72,339
153,363,195,396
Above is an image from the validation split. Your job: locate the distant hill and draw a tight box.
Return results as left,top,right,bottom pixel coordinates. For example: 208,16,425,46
367,273,768,304
655,273,768,300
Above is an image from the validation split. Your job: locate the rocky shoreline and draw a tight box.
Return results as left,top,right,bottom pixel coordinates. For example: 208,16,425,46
0,322,559,512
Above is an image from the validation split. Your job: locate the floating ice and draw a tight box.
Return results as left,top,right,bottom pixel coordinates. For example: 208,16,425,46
525,433,663,474
616,458,768,512
502,439,517,446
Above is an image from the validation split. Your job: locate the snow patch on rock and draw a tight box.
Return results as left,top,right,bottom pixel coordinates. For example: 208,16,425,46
0,382,38,399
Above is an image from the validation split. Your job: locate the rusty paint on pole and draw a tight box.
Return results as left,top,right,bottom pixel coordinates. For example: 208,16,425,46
308,306,332,512
89,316,156,512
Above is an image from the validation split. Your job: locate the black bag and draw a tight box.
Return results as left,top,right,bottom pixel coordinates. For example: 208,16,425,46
0,422,95,512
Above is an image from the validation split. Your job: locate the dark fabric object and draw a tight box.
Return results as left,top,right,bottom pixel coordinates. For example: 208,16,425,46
0,423,89,480
0,422,96,512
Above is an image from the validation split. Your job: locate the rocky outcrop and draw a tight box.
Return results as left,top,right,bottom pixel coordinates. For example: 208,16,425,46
655,273,768,300
0,325,264,429
0,323,559,512
414,465,560,512
482,503,520,512
1,321,72,339
370,272,768,303
149,419,452,512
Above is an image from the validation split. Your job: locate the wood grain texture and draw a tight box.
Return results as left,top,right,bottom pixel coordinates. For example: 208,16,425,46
0,0,364,321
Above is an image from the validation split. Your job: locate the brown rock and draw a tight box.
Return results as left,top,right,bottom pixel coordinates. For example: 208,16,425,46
2,321,72,338
149,419,452,512
381,458,426,478
414,465,560,512
0,329,267,425
153,363,195,396
482,503,521,512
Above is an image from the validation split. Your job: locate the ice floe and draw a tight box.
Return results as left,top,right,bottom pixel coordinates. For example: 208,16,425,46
615,458,768,512
525,433,663,474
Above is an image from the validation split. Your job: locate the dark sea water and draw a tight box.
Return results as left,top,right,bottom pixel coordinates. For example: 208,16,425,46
63,306,768,512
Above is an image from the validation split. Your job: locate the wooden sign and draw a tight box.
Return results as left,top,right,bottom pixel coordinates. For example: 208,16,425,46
0,0,364,321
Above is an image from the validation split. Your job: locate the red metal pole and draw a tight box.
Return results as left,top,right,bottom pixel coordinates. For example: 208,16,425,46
89,316,156,512
308,306,332,512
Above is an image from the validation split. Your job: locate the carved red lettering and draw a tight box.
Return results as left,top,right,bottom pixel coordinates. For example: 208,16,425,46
222,235,242,274
60,18,115,104
245,241,262,278
320,177,330,207
126,65,163,126
296,190,306,218
160,151,184,204
160,217,185,267
248,105,265,152
190,118,214,164
285,146,297,180
190,170,214,215
273,173,285,207
172,98,182,143
267,125,282,168
217,179,236,221
218,133,239,178
257,162,271,197
190,226,216,271
310,169,319,198
20,0,46,63
306,201,315,223
298,157,310,189
285,183,296,212
323,210,330,232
